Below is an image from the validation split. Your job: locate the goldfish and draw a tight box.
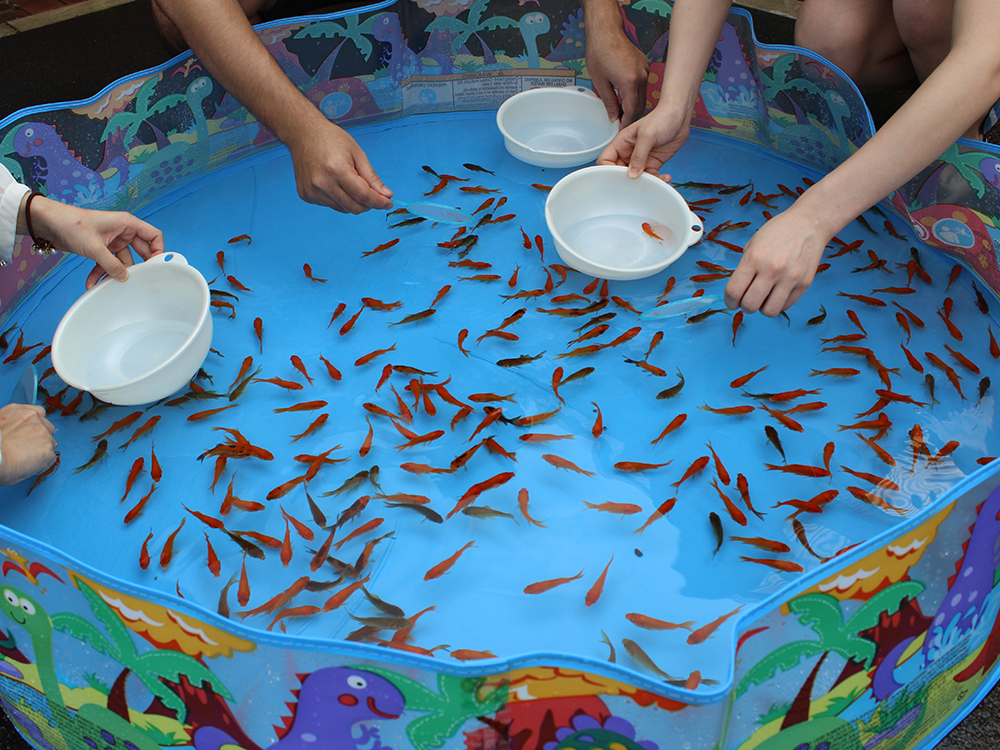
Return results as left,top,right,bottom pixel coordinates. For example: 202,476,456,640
699,403,755,416
730,536,790,553
740,557,804,573
927,440,960,466
736,474,765,520
989,327,999,359
355,344,397,367
121,457,145,503
273,400,328,414
424,540,476,581
517,488,546,528
334,518,385,550
253,317,263,352
758,402,804,432
450,649,497,662
944,344,980,374
541,453,595,477
671,455,709,489
764,463,830,478
730,365,768,389
498,351,546,367
361,238,400,257
936,309,964,341
591,402,604,437
652,413,687,444
322,574,372,611
622,638,678,680
159,518,186,569
75,439,109,473
625,611,695,632
253,377,303,391
925,351,966,400
836,292,886,307
847,486,907,514
614,461,672,473
339,307,363,336
687,605,743,645
124,483,156,524
857,433,896,466
583,500,643,516
711,479,747,527
641,222,663,240
92,411,143,441
188,404,239,422
524,569,584,594
446,472,515,519
585,556,614,607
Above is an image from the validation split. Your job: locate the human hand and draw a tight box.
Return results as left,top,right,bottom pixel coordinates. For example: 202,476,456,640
724,207,831,317
597,105,691,177
0,404,56,486
286,120,393,214
585,22,650,127
28,196,166,289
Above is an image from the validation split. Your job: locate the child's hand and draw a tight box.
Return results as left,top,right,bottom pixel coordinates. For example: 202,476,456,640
0,404,56,486
29,197,166,289
724,207,831,317
597,106,691,178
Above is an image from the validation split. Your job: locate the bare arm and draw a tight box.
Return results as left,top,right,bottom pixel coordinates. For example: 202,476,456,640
597,0,732,173
581,0,650,127
726,0,1000,315
153,0,392,213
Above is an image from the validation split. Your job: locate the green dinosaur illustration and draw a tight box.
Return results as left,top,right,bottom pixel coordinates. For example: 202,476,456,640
0,584,162,750
363,666,507,750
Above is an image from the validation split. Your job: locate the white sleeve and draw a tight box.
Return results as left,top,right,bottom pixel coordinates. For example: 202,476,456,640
0,164,30,266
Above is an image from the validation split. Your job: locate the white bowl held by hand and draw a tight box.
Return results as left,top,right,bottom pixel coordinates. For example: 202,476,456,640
496,87,619,168
545,166,704,280
52,252,212,406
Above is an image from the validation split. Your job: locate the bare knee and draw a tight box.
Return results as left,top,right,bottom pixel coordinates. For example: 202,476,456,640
795,2,886,80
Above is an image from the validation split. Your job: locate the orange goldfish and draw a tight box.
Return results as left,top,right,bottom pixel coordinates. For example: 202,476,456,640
424,540,476,580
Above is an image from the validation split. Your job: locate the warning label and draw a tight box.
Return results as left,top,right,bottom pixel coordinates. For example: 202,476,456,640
401,69,576,116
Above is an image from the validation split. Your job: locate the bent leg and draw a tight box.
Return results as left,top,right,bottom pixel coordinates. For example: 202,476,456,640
796,0,916,90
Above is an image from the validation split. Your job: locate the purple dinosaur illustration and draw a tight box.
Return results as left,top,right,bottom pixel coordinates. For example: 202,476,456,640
709,23,758,103
372,13,422,83
188,666,405,750
13,122,122,204
924,484,1000,661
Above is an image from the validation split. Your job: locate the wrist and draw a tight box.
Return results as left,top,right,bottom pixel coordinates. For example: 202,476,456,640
23,194,59,256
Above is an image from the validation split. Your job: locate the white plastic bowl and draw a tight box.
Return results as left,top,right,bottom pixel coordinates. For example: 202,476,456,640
545,166,704,280
52,252,212,406
496,87,618,168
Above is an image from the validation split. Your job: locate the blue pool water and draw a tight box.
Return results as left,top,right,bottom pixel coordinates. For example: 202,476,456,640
0,111,995,691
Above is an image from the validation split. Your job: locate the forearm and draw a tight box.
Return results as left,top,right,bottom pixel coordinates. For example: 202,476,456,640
581,0,623,36
154,0,327,145
793,47,1000,238
655,0,733,117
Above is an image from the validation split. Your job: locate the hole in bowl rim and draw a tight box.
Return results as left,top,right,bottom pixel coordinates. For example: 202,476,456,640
51,253,211,393
496,87,619,158
544,165,697,277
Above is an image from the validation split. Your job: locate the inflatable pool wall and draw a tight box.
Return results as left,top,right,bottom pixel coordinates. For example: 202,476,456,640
0,2,998,749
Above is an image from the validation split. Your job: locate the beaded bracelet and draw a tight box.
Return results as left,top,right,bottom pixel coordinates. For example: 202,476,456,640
24,192,57,257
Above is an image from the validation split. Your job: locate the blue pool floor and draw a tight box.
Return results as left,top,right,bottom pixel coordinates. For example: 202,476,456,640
0,112,995,703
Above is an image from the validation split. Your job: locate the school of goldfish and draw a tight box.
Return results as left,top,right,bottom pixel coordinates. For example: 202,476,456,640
8,139,1000,688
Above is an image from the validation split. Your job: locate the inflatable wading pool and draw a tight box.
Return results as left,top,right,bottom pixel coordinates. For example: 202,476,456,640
0,3,999,749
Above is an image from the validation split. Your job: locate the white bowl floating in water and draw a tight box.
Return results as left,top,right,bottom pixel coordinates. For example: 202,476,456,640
545,165,704,280
51,252,212,406
496,87,619,168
